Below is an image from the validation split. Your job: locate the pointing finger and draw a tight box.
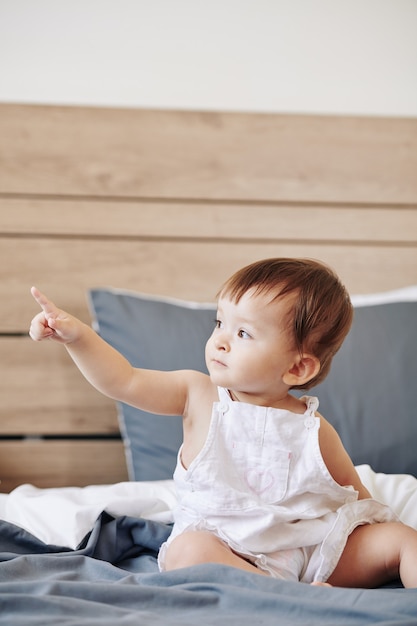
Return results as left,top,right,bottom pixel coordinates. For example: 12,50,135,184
31,286,59,317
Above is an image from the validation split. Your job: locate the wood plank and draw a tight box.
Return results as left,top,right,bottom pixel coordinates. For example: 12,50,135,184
0,439,128,493
1,237,416,332
1,197,417,242
0,336,118,435
1,104,416,204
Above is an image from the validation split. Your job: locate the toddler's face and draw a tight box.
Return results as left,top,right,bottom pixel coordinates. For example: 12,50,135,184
205,288,298,404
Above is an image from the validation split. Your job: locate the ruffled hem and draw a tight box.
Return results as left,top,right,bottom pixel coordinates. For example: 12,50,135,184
306,499,398,583
159,499,398,581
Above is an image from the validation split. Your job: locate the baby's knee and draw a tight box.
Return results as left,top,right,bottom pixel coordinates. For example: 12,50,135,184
164,533,190,570
384,521,417,550
164,531,224,571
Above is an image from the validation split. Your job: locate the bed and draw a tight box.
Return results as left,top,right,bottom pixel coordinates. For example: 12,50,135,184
0,103,416,624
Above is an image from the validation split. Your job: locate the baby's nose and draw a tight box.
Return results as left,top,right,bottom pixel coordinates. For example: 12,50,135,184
214,332,230,351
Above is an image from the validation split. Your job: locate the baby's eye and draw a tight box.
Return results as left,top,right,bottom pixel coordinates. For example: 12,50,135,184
215,319,223,329
238,329,251,339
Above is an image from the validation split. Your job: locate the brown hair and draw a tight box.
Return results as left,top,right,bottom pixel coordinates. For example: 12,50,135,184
218,258,353,390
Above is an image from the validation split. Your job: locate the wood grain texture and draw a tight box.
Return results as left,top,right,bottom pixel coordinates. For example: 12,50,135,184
0,337,118,435
0,440,128,493
1,197,416,241
1,103,416,203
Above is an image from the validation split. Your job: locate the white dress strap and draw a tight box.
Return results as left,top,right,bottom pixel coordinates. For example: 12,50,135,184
300,395,319,415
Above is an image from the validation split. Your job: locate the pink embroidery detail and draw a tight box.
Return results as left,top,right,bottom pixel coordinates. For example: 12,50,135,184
245,467,275,495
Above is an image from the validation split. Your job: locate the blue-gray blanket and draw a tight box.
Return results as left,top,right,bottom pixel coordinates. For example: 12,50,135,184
0,513,416,625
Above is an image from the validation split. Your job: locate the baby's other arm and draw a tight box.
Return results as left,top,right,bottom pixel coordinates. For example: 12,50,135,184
29,287,197,418
318,416,372,499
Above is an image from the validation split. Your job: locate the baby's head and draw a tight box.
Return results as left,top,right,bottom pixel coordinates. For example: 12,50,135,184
218,258,353,389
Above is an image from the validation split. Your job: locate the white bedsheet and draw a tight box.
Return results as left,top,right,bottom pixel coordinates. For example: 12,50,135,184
0,466,416,549
1,480,177,548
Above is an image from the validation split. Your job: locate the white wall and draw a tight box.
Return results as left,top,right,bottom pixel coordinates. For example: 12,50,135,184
1,0,416,117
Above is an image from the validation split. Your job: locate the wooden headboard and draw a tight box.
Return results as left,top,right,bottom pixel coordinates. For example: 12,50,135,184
1,103,416,492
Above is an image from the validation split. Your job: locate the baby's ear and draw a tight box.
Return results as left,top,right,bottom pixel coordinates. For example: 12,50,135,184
283,354,320,387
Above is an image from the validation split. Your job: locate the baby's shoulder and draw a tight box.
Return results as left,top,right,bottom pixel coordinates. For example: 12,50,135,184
184,371,217,416
317,414,344,453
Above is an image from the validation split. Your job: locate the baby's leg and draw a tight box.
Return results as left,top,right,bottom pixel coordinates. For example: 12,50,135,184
164,530,268,576
328,521,417,588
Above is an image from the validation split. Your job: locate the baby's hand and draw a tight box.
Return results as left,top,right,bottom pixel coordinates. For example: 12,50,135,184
29,287,82,344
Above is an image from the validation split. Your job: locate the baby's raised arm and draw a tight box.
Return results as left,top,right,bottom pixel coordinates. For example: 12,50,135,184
29,287,194,418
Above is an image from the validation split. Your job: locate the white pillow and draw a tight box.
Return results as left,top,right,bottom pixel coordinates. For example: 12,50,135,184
357,465,417,529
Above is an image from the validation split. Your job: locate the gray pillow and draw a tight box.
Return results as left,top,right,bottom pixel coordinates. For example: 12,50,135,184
307,298,417,476
88,289,215,480
89,287,417,480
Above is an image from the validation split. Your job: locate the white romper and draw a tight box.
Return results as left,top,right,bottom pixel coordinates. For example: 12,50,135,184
159,387,397,582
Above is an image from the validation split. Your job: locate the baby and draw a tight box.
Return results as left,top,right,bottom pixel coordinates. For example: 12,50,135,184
30,257,417,587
